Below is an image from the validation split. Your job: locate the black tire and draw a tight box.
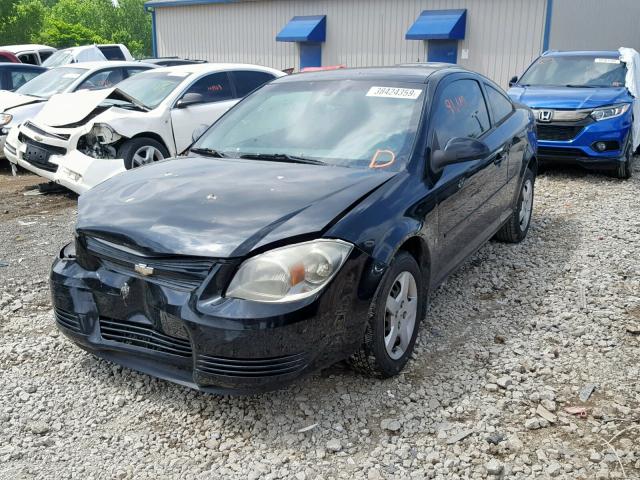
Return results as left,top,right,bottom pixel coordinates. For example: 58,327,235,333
614,136,633,180
118,137,169,170
494,167,535,243
349,252,424,378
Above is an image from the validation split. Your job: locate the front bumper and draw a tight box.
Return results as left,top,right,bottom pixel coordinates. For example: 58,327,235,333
536,113,631,170
50,246,373,394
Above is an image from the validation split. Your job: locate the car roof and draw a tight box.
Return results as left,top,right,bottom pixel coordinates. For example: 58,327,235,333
55,61,155,70
1,44,55,53
150,62,283,75
275,63,466,84
542,50,620,58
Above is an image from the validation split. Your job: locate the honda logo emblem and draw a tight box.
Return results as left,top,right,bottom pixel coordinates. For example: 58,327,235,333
538,110,553,122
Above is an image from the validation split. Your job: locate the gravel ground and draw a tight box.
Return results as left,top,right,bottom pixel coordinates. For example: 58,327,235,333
0,162,639,480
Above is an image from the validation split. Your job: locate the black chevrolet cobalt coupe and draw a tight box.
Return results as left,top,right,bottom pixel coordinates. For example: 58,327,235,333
51,65,537,394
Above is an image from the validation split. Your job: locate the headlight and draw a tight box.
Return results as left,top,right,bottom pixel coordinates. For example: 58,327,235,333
91,123,120,144
0,113,12,127
226,239,353,303
590,103,630,121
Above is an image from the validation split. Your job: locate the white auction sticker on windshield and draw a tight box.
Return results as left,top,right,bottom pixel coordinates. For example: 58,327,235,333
595,58,620,64
62,73,81,78
366,86,422,99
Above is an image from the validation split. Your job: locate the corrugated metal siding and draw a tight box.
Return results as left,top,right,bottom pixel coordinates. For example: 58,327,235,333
549,0,640,52
155,0,547,85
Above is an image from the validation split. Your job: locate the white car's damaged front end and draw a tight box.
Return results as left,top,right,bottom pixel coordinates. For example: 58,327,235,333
5,89,173,194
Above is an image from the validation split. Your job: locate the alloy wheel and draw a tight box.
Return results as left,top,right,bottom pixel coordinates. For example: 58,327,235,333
519,179,533,230
384,271,418,360
132,145,164,168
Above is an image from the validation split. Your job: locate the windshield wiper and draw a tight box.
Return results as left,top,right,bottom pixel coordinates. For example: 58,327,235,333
190,147,228,158
239,153,326,165
564,84,597,88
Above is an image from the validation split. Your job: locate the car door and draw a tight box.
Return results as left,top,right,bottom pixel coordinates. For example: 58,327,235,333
429,75,505,280
170,71,238,153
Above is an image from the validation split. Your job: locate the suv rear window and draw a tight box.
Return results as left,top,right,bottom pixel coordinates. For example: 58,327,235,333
98,46,125,61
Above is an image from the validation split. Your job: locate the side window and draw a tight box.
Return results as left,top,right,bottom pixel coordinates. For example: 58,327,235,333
99,46,125,61
182,72,233,103
231,70,276,97
18,53,39,65
77,69,125,90
432,78,490,149
39,51,54,62
10,69,42,90
125,67,151,78
485,84,514,124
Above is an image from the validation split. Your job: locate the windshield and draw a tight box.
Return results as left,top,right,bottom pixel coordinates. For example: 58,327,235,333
518,55,626,88
42,51,75,68
114,71,188,109
192,80,425,171
15,67,87,98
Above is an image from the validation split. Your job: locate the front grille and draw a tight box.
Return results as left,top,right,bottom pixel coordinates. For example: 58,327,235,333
83,236,215,290
18,132,67,173
537,124,584,141
99,317,193,358
54,307,81,333
196,352,308,378
538,147,586,158
24,121,70,141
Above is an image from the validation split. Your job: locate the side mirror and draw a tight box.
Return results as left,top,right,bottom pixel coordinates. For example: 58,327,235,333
192,124,209,142
176,92,205,109
509,75,518,87
431,137,490,172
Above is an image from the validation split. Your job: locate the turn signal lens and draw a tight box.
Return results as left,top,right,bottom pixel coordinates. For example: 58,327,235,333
226,239,353,303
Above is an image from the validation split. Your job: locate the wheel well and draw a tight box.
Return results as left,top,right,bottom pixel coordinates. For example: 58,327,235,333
398,236,430,281
131,132,170,153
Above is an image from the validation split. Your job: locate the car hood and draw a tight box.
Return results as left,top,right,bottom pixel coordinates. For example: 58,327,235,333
77,157,395,258
4,102,45,128
0,90,44,112
34,87,148,127
507,85,631,109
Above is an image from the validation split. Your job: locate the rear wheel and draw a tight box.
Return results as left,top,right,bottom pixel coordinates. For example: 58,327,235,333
349,252,424,377
118,137,169,170
494,167,535,243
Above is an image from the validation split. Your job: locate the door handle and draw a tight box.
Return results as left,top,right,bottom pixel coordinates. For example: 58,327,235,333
493,146,509,165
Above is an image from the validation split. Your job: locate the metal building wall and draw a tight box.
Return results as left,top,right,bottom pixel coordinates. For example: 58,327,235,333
154,0,548,84
549,0,640,52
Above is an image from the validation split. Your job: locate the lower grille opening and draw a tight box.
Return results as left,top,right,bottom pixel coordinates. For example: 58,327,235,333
538,147,586,158
54,308,81,333
99,317,193,358
537,124,584,141
196,352,308,378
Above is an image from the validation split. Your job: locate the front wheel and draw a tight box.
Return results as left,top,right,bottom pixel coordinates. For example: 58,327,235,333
614,136,633,179
349,252,424,378
118,137,169,170
494,167,535,243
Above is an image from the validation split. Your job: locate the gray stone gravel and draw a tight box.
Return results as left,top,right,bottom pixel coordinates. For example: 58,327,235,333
0,164,639,479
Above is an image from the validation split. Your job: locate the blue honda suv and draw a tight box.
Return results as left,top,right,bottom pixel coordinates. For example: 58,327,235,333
509,51,634,178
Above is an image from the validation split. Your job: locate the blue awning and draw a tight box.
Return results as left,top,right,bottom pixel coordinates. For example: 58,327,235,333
276,15,326,43
406,9,466,40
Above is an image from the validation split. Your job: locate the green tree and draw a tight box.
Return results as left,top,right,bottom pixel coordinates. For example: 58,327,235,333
0,0,47,45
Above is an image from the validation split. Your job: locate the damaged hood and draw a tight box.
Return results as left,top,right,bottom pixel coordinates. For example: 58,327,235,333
77,157,395,258
34,88,148,127
508,85,632,109
0,90,44,112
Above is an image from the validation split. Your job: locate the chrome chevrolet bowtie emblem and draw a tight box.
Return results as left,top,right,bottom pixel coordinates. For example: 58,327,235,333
120,282,130,300
135,263,154,276
538,110,553,122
